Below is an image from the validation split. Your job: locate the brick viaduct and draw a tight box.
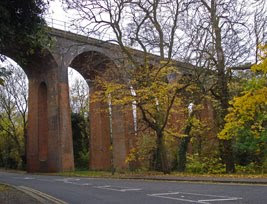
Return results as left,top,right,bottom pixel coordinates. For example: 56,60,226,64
2,28,207,173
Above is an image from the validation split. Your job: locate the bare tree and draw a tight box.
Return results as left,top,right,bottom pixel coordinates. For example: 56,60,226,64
0,62,28,168
179,0,267,173
252,0,267,63
68,68,89,115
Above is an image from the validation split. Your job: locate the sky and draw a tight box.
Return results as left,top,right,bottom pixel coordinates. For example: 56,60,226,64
46,0,69,22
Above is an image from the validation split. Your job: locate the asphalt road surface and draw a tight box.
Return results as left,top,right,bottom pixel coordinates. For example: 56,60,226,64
0,172,266,204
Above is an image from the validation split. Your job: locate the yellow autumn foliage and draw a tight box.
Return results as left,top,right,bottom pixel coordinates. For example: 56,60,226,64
219,45,267,140
251,44,267,74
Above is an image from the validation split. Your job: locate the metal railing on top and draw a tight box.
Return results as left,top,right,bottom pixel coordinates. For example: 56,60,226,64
46,18,71,32
45,18,116,42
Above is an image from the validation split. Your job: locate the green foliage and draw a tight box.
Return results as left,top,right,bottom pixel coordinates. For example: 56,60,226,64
235,162,267,174
219,45,267,171
0,0,48,85
186,155,225,174
0,0,49,65
71,112,89,170
0,64,27,170
126,132,156,171
75,151,89,171
0,126,24,169
220,45,267,140
234,127,267,166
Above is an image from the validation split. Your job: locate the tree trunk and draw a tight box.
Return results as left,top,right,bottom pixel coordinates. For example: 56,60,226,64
177,123,192,172
152,132,170,174
210,0,235,173
22,126,27,169
221,139,235,173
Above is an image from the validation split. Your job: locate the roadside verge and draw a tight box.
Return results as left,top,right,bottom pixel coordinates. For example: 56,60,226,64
0,182,67,204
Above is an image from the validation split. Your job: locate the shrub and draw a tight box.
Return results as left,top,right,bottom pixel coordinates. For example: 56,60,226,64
186,154,225,174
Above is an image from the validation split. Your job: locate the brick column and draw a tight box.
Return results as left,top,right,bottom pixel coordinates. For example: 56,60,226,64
112,105,135,169
26,57,74,172
89,85,112,170
58,80,75,171
27,78,41,172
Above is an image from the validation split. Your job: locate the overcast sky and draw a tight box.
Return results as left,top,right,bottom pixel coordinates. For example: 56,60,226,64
46,0,68,21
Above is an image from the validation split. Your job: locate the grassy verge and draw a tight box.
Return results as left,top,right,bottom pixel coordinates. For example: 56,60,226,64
1,167,266,179
0,184,9,192
53,170,267,179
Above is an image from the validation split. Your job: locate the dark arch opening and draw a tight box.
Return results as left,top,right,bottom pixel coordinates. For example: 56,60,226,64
38,82,48,162
68,68,90,170
70,51,115,80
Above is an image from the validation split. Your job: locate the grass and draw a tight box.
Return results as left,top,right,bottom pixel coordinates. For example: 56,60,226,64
56,170,114,178
53,169,267,179
0,184,9,192
2,167,266,179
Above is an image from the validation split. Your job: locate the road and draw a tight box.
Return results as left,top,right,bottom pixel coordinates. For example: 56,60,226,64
0,172,266,204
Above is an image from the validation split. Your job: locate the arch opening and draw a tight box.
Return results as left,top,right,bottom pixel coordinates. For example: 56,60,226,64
68,49,138,171
70,51,115,81
68,68,90,170
68,50,116,171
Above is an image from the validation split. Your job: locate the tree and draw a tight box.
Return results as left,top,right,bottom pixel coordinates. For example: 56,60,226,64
71,113,89,169
176,104,206,172
94,60,196,173
69,77,89,115
219,45,267,169
0,67,11,86
252,0,267,63
68,69,90,169
64,0,267,173
0,0,50,65
179,0,267,173
65,0,194,173
0,63,28,169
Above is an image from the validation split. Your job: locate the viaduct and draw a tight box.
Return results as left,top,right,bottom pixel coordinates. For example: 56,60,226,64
2,26,207,173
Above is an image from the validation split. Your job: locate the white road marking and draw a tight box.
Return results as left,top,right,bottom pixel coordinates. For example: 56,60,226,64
147,192,242,203
95,185,110,188
55,178,91,186
95,185,142,192
36,178,55,182
81,183,91,186
147,193,207,204
24,177,35,180
199,198,242,202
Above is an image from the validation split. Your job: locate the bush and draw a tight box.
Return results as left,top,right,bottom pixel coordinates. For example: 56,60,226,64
235,160,267,174
186,154,225,174
75,151,89,170
234,128,267,166
71,113,89,170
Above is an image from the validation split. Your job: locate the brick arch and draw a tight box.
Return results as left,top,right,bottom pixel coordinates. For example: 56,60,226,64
64,44,121,70
69,50,116,81
68,49,135,171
